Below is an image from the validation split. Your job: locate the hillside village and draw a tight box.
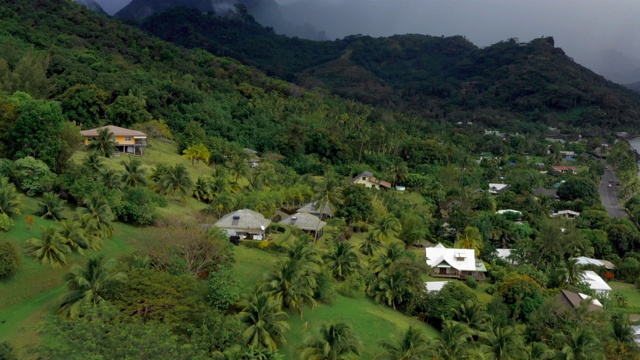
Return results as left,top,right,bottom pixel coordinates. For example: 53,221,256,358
3,1,640,359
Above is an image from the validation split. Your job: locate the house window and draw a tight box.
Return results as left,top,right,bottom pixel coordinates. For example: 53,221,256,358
362,177,366,181
125,137,132,141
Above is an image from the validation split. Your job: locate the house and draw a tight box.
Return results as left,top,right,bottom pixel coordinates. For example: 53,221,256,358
551,210,580,219
552,166,577,174
298,201,333,219
560,151,576,157
213,209,271,240
556,289,603,312
533,186,559,200
425,244,487,281
488,183,509,194
80,125,147,155
279,212,326,238
244,148,260,168
496,209,522,218
424,281,451,293
545,137,566,145
350,171,392,190
580,270,612,295
573,256,615,270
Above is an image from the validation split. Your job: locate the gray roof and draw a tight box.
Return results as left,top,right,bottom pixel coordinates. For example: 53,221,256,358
349,171,374,183
298,201,333,217
533,186,558,198
279,212,326,231
214,209,271,230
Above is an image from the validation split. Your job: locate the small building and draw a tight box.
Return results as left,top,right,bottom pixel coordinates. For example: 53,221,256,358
424,281,451,293
551,210,580,219
425,244,487,281
279,212,326,238
80,125,147,155
580,270,612,295
350,171,392,190
556,289,603,312
488,183,509,194
560,151,576,157
298,201,333,219
496,209,522,218
244,148,261,168
552,166,577,174
573,256,615,270
214,209,271,240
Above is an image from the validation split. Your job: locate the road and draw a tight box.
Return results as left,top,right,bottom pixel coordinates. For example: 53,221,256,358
599,167,627,218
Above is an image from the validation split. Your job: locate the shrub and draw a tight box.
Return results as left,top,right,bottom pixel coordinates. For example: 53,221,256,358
314,269,336,305
336,275,365,298
465,276,478,289
12,157,56,196
208,267,240,312
0,214,15,232
0,242,19,279
113,187,164,226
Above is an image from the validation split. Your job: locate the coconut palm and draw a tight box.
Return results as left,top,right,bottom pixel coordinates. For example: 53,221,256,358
455,226,483,256
73,210,103,249
523,342,555,360
100,169,122,190
88,128,117,157
479,318,525,360
453,301,489,335
556,326,604,360
78,196,114,238
429,321,474,360
372,215,402,245
370,268,409,310
370,242,407,275
285,238,322,267
58,219,91,254
359,232,382,256
297,322,361,360
36,192,66,221
193,176,214,202
205,192,237,218
239,290,290,352
557,258,585,287
377,326,430,360
323,241,361,281
182,143,211,166
150,163,170,182
25,227,71,267
608,313,638,359
58,256,127,318
83,151,104,176
0,177,21,217
391,158,409,187
261,259,317,315
120,156,149,187
157,164,194,202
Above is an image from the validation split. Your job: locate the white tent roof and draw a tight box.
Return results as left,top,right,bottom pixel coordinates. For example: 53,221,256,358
581,270,612,292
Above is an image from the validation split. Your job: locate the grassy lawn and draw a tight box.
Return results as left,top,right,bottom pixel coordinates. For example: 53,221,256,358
609,281,640,314
281,294,439,359
232,246,284,294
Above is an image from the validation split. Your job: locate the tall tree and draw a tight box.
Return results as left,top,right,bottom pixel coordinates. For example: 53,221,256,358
36,192,66,221
182,143,211,166
323,241,361,281
261,258,317,315
373,215,402,245
120,156,149,187
359,232,382,256
429,321,474,360
78,196,114,238
58,256,127,318
88,128,117,158
239,290,290,352
377,326,430,360
0,177,22,217
157,164,194,202
455,226,484,256
297,322,361,360
25,227,71,267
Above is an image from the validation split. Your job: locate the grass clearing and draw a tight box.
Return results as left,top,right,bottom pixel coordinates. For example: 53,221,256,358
232,246,284,294
609,281,640,314
281,294,438,359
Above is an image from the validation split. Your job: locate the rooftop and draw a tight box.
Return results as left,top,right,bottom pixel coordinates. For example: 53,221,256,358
80,125,147,137
278,212,326,231
214,209,271,231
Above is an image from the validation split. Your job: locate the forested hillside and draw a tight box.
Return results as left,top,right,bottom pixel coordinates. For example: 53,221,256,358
141,7,640,131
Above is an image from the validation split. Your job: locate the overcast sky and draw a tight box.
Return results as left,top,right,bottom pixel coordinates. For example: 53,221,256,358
97,0,640,82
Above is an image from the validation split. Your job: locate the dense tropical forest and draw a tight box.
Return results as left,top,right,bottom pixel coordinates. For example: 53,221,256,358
3,0,640,359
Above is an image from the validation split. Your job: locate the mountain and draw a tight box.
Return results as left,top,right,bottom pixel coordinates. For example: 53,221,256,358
140,8,640,130
73,0,108,16
114,0,327,40
586,49,640,85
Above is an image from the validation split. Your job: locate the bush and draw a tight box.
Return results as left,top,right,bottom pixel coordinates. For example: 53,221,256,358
113,187,165,226
12,156,56,196
0,213,15,232
465,276,478,289
336,275,365,298
0,242,19,279
208,267,241,312
0,341,17,360
314,269,336,305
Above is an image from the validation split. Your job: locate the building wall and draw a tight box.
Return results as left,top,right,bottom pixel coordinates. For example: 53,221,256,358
352,178,379,189
83,135,136,145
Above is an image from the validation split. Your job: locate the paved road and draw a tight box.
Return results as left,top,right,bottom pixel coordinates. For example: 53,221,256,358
599,167,627,218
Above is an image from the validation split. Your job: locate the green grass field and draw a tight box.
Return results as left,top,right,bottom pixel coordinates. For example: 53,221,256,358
609,281,640,315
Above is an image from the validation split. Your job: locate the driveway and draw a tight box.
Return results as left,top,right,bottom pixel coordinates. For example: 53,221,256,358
599,166,627,218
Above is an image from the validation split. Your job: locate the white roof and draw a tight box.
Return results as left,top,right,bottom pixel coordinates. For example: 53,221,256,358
496,209,522,216
425,243,479,272
551,210,580,217
581,270,612,292
496,249,512,259
489,183,508,191
578,293,603,307
425,281,450,292
573,256,615,269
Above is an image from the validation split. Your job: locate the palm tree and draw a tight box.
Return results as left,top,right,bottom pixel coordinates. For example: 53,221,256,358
157,164,194,202
429,321,474,360
370,268,409,310
391,158,408,187
377,326,430,360
25,227,71,267
239,290,290,352
523,342,555,360
150,163,170,182
453,301,489,334
297,322,361,360
78,196,114,238
372,215,402,245
608,313,639,359
455,226,483,256
370,242,407,275
205,192,237,218
36,192,66,221
120,156,149,187
193,176,214,202
313,175,343,242
323,242,361,281
557,326,604,360
58,256,127,318
359,233,382,256
479,318,525,360
73,211,103,249
88,128,117,157
0,177,21,217
58,219,93,254
182,143,211,166
100,169,122,190
262,259,317,315
557,258,585,287
285,238,322,267
83,151,104,176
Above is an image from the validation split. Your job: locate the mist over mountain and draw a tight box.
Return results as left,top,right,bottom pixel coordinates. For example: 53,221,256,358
73,0,108,16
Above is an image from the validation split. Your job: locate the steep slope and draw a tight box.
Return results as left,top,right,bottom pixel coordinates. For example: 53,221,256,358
140,9,640,130
73,0,109,16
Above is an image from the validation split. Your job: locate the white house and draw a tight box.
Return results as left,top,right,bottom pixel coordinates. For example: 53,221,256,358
488,183,509,194
214,209,271,240
425,244,486,281
551,210,580,219
580,270,612,295
350,171,392,190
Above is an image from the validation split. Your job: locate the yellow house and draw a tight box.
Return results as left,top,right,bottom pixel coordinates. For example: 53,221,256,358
80,125,147,155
